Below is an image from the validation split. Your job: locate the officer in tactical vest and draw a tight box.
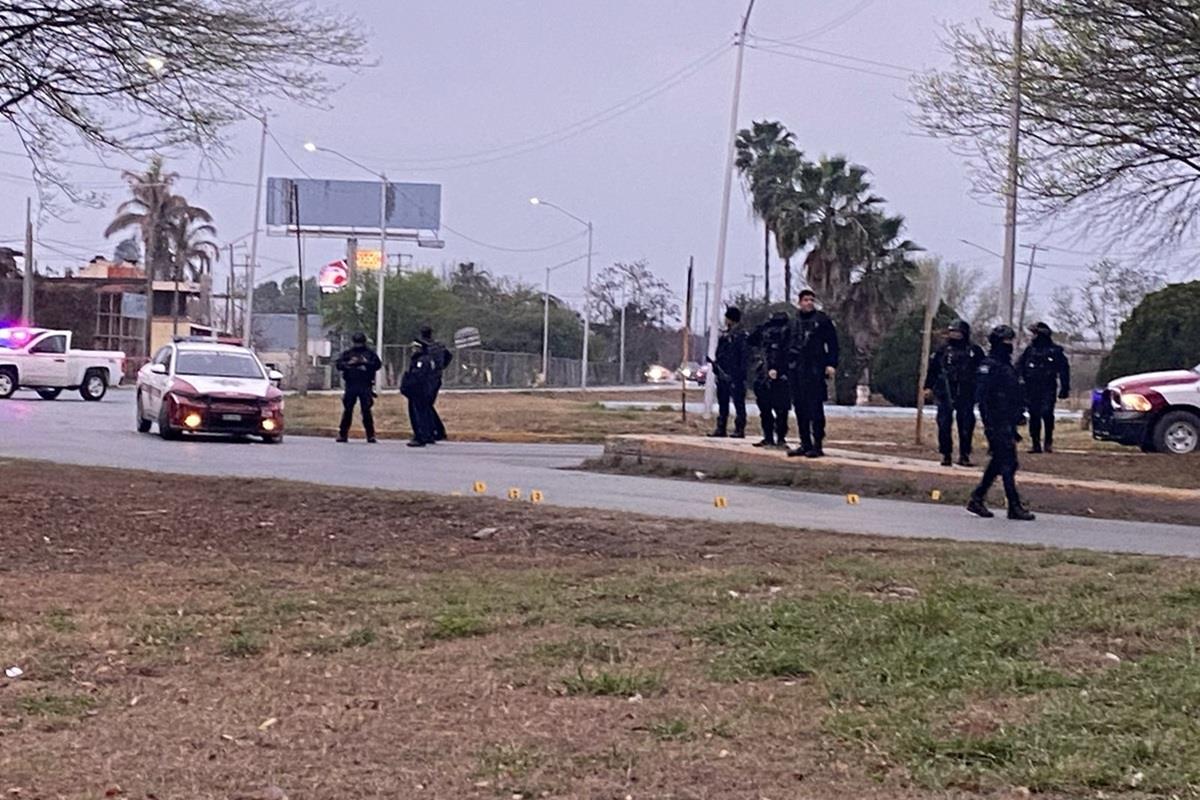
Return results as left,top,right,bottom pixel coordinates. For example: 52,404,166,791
335,332,382,443
968,324,1036,521
1018,321,1071,453
707,306,749,438
786,289,839,459
924,319,985,466
748,310,791,448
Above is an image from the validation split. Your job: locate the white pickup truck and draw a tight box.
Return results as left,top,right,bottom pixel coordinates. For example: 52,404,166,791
0,328,125,401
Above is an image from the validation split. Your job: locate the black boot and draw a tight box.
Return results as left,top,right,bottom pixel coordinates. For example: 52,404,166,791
1029,442,1043,454
1007,503,1036,521
966,495,995,518
707,428,728,438
753,438,774,448
787,444,810,458
940,454,953,467
958,454,974,467
804,443,825,459
731,428,746,439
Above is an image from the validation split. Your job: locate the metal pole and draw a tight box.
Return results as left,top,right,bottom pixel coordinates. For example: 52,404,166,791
1016,244,1038,348
915,263,940,444
704,0,756,418
683,256,694,422
746,273,757,299
376,174,388,355
581,221,593,389
21,197,33,323
619,277,627,385
702,281,711,343
542,266,551,385
1000,0,1025,326
292,183,309,396
243,114,268,348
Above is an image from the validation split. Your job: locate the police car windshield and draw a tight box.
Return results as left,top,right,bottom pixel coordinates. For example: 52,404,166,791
175,350,264,379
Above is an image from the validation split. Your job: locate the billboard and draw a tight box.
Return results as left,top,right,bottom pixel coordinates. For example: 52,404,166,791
318,260,349,293
265,177,441,235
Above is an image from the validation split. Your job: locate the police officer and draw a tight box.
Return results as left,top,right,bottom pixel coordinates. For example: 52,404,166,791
924,319,985,467
335,332,382,443
748,310,791,448
968,324,1035,521
707,306,749,438
400,338,438,448
1018,321,1071,453
786,289,839,459
418,325,453,441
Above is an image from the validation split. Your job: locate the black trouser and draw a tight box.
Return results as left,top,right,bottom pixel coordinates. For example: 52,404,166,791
753,377,790,443
430,380,446,440
791,373,827,450
936,392,977,458
973,430,1022,507
1026,386,1057,449
407,391,435,443
714,378,747,435
339,386,375,439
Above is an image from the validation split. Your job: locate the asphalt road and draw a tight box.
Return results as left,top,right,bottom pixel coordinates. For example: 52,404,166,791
2,388,1197,557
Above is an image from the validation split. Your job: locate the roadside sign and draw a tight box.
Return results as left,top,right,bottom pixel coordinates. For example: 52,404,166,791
356,249,382,271
454,326,482,349
318,260,349,293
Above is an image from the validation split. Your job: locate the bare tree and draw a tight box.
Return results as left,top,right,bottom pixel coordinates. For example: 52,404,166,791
1050,259,1166,349
913,0,1200,247
588,260,680,327
0,1,368,202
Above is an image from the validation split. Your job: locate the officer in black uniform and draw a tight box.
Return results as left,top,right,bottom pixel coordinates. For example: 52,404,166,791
786,289,839,459
707,306,749,438
968,324,1035,521
924,319,985,467
335,332,382,443
748,310,792,448
418,325,453,441
1018,321,1071,453
400,339,438,448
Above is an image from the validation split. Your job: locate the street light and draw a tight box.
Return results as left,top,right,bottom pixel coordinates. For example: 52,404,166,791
530,197,593,389
304,143,388,357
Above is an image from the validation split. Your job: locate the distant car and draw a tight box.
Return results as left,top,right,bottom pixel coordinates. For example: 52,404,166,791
0,327,124,401
1092,365,1200,454
135,338,286,443
644,364,675,384
677,361,708,385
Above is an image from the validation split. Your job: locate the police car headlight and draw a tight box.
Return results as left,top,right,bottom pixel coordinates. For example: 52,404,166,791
1119,392,1153,413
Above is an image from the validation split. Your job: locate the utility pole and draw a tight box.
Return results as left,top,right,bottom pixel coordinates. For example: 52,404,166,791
619,277,627,385
682,257,694,422
291,183,309,396
243,113,268,348
21,197,33,323
704,0,756,419
1000,0,1026,326
376,174,388,358
745,272,757,299
701,280,711,343
1016,243,1039,347
915,263,940,444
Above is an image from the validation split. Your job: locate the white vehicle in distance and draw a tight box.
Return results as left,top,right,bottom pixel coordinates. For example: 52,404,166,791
136,337,286,443
0,327,124,401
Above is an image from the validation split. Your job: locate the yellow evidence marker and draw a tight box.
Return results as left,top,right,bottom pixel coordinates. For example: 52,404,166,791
473,481,487,494
507,487,522,501
713,496,729,508
846,494,861,505
530,490,544,504
930,489,942,502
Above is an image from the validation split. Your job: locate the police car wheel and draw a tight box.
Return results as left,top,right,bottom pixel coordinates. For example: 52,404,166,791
1155,411,1200,456
0,368,15,399
136,393,153,433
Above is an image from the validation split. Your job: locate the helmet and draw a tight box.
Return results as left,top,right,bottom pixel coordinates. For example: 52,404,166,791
769,311,789,324
351,332,367,345
947,319,970,337
724,305,742,323
1029,321,1052,337
988,324,1016,347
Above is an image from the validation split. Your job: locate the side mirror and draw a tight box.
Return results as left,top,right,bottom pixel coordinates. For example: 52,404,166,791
267,369,284,383
149,363,168,375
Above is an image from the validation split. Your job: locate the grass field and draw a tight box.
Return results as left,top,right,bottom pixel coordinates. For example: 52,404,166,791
287,390,1200,490
4,461,1200,798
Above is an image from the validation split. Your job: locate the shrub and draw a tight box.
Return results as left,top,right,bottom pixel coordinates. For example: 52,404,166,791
870,301,961,407
1098,281,1200,383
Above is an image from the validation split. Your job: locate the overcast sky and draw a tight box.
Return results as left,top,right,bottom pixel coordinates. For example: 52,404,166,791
2,0,1193,318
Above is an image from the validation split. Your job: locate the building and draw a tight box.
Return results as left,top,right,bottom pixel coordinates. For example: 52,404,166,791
252,312,331,389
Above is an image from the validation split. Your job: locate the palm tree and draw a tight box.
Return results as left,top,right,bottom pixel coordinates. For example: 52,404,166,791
167,199,219,283
104,157,178,280
735,121,801,303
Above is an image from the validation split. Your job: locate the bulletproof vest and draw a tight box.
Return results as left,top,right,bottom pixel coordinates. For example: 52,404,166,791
762,322,788,368
343,348,372,372
941,344,973,386
1023,342,1058,383
792,313,823,363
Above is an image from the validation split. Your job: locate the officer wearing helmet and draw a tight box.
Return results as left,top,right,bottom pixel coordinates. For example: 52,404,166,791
748,310,792,448
924,319,985,467
968,325,1035,521
1018,321,1071,453
707,306,749,438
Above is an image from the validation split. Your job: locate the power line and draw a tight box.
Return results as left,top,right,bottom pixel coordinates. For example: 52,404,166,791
267,129,313,179
442,225,585,253
0,149,258,188
745,45,911,82
341,40,731,172
766,0,878,44
747,35,916,75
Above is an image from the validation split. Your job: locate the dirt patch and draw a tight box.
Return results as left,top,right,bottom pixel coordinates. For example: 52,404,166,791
3,460,1200,799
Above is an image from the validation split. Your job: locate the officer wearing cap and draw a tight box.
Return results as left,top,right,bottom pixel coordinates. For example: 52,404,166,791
707,306,749,438
968,324,1035,521
1018,321,1071,453
924,319,985,467
335,332,382,443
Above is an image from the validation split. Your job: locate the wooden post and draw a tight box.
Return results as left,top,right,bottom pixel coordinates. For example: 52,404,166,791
21,197,33,323
682,257,694,423
915,263,940,445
